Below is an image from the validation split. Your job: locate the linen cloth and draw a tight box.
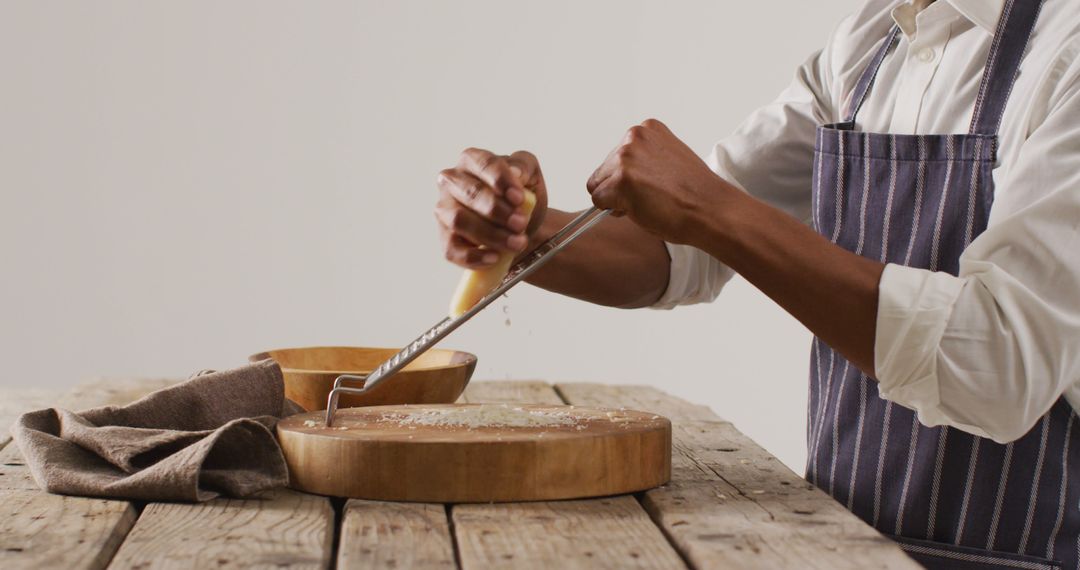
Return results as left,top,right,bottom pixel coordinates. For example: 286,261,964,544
10,360,302,502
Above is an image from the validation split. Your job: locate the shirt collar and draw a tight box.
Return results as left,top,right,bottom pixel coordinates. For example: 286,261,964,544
891,0,1005,38
947,0,1006,33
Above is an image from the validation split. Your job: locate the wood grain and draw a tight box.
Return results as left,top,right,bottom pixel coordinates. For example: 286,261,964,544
0,388,62,491
460,380,565,404
556,383,919,569
556,383,722,422
278,404,671,502
0,388,60,451
338,500,455,569
0,377,179,570
0,490,137,570
107,488,333,570
449,381,685,569
254,346,475,411
454,496,686,570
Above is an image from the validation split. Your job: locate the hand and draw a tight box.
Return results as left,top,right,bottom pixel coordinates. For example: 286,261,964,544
586,119,732,245
435,148,549,268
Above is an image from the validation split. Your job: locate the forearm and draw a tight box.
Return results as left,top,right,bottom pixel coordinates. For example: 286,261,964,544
520,208,670,308
691,188,884,375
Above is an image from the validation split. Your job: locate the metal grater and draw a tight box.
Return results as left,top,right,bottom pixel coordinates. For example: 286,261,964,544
324,207,611,425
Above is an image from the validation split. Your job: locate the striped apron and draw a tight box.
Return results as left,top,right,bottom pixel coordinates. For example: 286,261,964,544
806,1,1080,568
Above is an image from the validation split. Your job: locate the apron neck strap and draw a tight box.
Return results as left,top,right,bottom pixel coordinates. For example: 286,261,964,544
845,0,1044,137
844,26,901,125
969,0,1044,135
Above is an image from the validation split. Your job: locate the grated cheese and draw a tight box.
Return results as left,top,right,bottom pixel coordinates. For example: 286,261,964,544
379,405,580,429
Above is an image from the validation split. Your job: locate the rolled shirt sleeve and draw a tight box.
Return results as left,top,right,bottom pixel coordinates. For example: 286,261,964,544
651,5,861,310
874,44,1080,442
651,45,835,308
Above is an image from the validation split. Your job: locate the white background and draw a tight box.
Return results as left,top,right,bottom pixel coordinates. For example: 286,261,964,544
1,1,857,471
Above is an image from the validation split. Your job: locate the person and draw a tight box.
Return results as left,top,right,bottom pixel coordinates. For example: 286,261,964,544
433,0,1080,567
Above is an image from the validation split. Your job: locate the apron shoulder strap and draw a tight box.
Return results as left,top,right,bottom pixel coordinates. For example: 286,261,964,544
969,0,1045,136
845,26,901,124
845,0,1044,138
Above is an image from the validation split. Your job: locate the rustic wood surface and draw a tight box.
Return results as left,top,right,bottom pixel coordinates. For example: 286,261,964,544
460,380,565,405
108,489,333,570
556,383,721,421
0,378,177,570
556,383,918,569
338,501,456,569
454,497,687,570
0,378,916,569
0,388,59,450
454,381,687,570
0,491,137,570
278,404,670,502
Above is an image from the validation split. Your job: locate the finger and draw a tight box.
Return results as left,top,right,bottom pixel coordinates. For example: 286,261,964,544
640,118,670,133
458,148,526,206
437,169,518,228
435,200,528,253
589,175,629,216
439,223,501,268
586,146,622,193
506,150,542,189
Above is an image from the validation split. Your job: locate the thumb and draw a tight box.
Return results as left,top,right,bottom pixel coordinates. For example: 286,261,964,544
507,151,543,190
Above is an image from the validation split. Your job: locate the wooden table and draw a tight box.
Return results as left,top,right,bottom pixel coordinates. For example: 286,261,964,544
0,378,919,569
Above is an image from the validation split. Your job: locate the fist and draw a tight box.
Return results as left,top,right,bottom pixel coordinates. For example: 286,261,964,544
435,148,548,268
586,119,727,245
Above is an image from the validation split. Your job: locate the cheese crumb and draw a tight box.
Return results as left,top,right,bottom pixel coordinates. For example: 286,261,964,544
379,405,579,429
303,420,318,428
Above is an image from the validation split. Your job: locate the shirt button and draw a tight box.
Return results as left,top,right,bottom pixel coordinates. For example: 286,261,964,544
917,48,935,63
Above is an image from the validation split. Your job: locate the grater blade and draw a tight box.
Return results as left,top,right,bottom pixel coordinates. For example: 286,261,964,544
325,207,611,425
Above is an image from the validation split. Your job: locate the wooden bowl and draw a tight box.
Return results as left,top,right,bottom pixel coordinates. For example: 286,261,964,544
250,346,476,412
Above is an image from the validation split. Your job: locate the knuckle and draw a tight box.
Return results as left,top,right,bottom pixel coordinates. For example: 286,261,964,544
512,149,537,164
641,118,661,129
476,151,500,172
480,195,498,217
464,179,484,202
448,208,468,231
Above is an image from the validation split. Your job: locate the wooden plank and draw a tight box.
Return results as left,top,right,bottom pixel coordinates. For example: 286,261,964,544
0,491,137,570
0,444,42,492
0,388,61,451
556,383,918,569
450,381,686,570
454,496,686,570
555,382,722,421
459,380,565,404
0,388,63,491
338,500,455,569
0,377,180,570
107,488,333,570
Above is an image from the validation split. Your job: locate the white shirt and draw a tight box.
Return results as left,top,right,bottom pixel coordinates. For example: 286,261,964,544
654,0,1080,443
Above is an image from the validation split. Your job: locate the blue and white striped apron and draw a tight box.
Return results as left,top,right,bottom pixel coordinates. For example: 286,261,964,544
807,1,1080,568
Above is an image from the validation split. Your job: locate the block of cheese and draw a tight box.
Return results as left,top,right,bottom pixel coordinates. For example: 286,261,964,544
448,190,537,318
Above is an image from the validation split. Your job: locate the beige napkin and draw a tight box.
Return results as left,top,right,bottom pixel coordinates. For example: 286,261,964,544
10,360,303,502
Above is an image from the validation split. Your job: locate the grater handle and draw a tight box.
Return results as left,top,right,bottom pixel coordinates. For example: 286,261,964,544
324,207,610,425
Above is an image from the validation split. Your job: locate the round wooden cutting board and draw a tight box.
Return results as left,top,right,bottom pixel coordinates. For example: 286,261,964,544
277,404,671,502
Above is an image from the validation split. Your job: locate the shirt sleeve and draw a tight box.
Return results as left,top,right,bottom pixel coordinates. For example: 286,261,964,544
652,20,843,309
874,44,1080,443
